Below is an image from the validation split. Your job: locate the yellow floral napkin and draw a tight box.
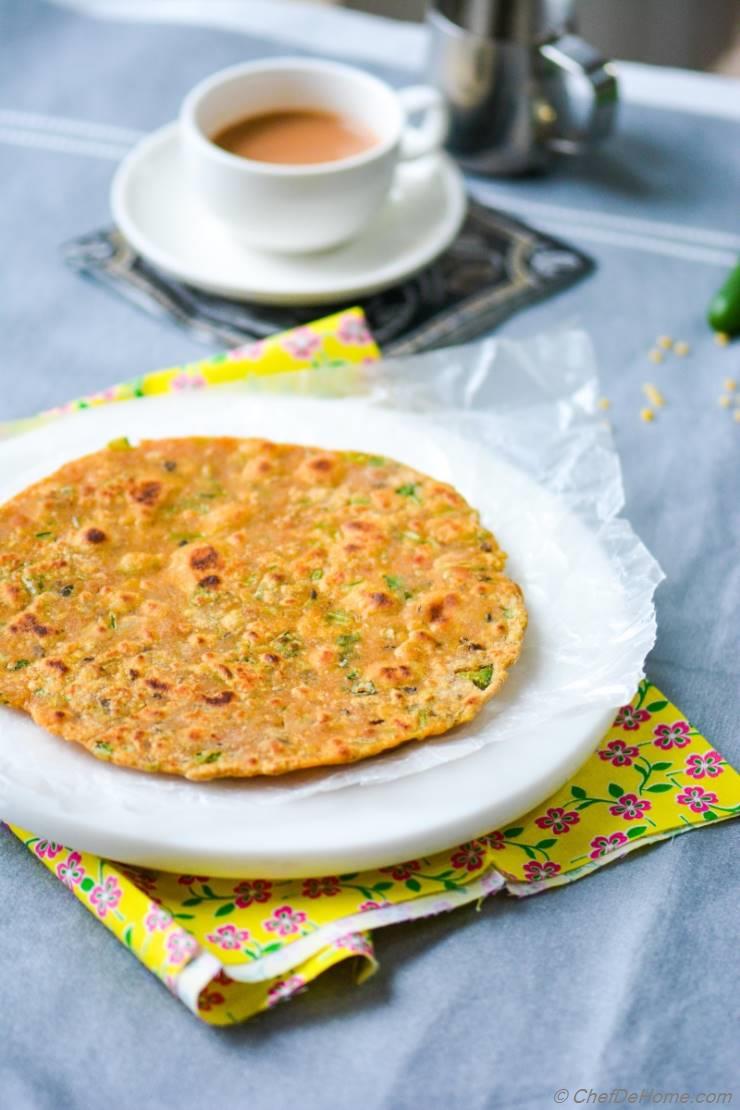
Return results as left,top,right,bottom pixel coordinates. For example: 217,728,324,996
1,307,378,440
3,309,739,1025
10,679,740,1024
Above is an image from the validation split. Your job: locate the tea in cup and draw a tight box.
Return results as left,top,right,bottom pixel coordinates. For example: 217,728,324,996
180,57,448,254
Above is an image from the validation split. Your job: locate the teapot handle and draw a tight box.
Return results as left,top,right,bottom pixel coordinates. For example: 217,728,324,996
539,34,619,152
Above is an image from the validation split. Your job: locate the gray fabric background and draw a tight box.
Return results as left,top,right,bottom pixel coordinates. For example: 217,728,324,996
0,4,738,1108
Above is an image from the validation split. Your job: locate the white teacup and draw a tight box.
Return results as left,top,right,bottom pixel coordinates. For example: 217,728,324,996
180,57,447,254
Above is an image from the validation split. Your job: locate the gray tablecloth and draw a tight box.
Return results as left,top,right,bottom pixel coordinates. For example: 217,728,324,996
1,5,738,1108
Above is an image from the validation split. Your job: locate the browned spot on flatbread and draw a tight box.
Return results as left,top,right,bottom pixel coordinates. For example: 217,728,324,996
203,690,235,706
131,480,162,505
46,659,69,674
146,677,170,692
189,546,220,571
10,613,51,636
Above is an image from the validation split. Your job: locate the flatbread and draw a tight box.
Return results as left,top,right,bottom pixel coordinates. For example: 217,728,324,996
0,437,526,779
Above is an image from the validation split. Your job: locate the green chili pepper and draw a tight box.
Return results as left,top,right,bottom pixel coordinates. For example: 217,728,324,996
194,750,222,764
395,483,421,503
326,610,351,626
708,259,740,336
458,664,493,691
384,574,413,600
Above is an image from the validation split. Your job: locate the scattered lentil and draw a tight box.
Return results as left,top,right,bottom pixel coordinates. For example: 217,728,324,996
648,348,663,364
596,397,611,410
723,378,737,392
674,341,690,356
642,383,666,408
718,395,732,409
657,336,673,350
640,407,655,423
714,332,730,347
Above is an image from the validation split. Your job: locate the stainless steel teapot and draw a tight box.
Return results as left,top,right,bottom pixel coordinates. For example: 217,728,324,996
426,0,618,174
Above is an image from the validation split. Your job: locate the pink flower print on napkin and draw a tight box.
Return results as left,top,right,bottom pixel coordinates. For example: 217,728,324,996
89,875,122,918
480,831,506,850
56,851,85,889
534,807,580,835
450,841,487,872
233,879,273,908
684,750,724,780
34,839,64,861
166,929,200,965
589,832,629,860
171,372,206,391
337,315,372,345
228,340,266,361
608,793,652,821
676,785,718,814
264,905,307,937
281,327,321,360
598,739,639,767
614,704,651,731
145,903,173,932
653,720,692,750
522,861,561,882
177,874,210,886
334,933,373,956
205,924,251,951
89,386,117,404
267,976,305,1007
302,876,341,899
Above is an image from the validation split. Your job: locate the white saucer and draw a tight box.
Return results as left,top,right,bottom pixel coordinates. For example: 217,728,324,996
0,391,646,878
110,123,467,306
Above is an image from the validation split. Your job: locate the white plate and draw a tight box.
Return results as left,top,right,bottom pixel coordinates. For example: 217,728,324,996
0,392,627,877
110,123,467,305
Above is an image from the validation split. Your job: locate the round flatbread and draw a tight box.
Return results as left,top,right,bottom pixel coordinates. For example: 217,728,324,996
0,437,526,779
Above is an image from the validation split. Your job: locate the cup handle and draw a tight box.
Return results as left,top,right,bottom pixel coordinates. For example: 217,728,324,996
397,85,448,161
539,34,618,152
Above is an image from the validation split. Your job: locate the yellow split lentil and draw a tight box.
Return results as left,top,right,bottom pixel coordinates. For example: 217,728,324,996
642,383,666,408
